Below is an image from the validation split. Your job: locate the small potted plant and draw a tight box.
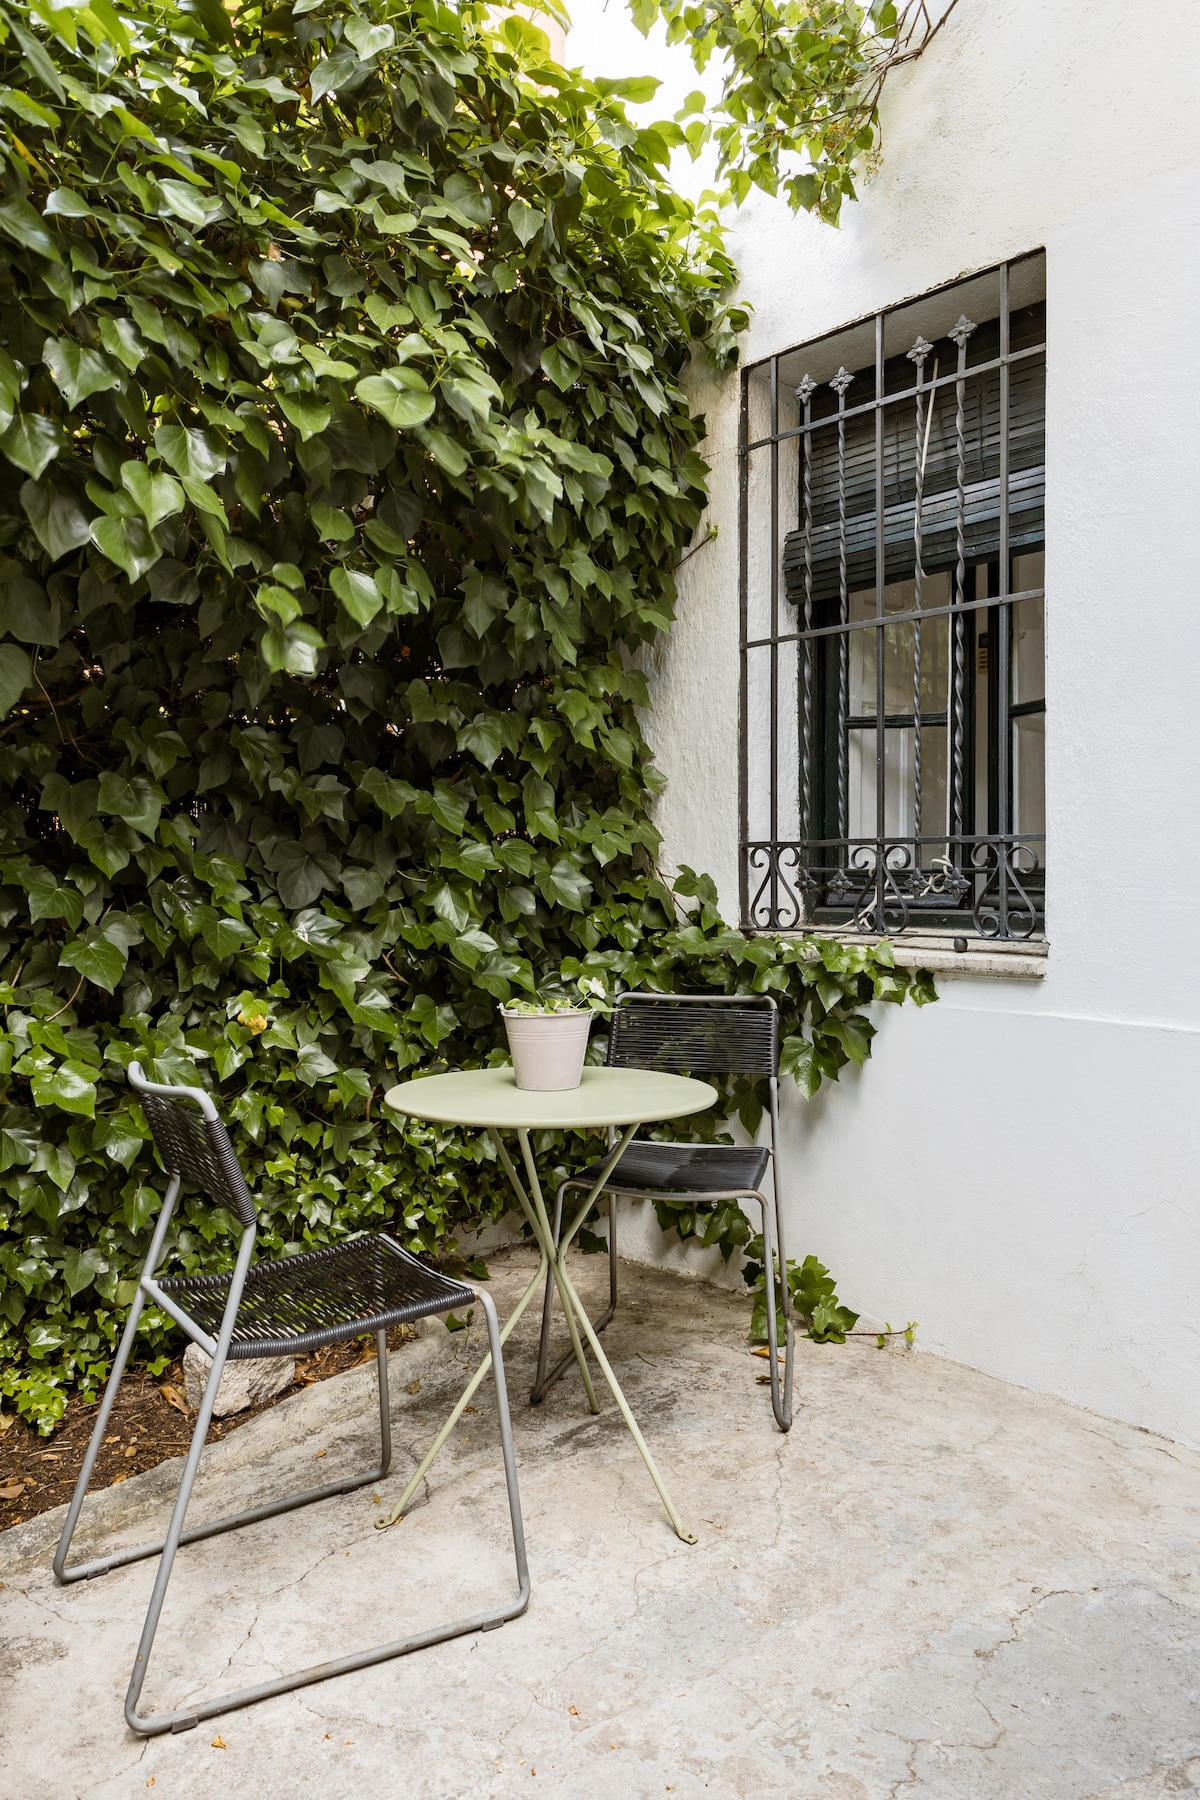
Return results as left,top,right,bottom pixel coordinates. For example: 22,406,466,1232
500,978,609,1091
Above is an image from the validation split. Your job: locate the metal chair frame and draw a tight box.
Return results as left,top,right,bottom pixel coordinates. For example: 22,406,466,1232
532,992,795,1432
54,1065,529,1738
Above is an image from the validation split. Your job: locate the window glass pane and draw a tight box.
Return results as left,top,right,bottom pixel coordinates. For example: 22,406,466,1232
845,574,951,863
1014,712,1045,839
848,574,951,715
1013,550,1044,706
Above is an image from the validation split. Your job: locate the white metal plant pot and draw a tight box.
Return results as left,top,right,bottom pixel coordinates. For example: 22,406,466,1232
501,1009,592,1091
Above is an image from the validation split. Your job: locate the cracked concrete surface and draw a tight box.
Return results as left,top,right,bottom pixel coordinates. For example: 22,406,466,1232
3,1250,1200,1800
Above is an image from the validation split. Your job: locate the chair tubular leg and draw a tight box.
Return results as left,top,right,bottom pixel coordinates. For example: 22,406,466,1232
751,1188,794,1434
59,1294,526,1737
58,1333,395,1586
531,1187,620,1406
531,1180,794,1431
123,1292,526,1737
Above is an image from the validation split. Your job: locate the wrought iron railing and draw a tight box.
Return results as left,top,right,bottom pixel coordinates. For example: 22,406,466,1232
739,253,1046,941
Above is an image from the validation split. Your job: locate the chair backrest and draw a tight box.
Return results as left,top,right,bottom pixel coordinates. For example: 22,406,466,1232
130,1064,257,1228
606,995,779,1078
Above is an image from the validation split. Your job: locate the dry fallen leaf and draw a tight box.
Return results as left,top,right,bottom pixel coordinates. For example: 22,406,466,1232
569,1705,579,1716
111,1474,127,1486
315,1449,328,1459
124,1444,138,1457
0,1481,26,1501
0,1408,13,1433
211,1736,226,1749
146,1779,156,1789
406,1381,420,1395
159,1384,189,1416
751,1346,787,1360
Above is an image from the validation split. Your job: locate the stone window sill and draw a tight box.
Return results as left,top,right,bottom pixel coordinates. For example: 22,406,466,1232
771,931,1048,980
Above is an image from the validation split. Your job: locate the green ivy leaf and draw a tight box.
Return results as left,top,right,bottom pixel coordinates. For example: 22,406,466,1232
0,642,32,716
154,423,227,482
60,930,126,993
42,337,120,409
32,1140,75,1190
97,771,165,836
201,915,256,959
277,391,332,440
312,502,355,542
330,565,382,628
537,857,591,911
261,620,325,676
120,463,184,530
90,513,161,582
61,1245,106,1297
355,370,435,429
0,194,61,261
20,476,93,559
508,200,544,245
40,774,100,841
265,838,341,908
30,1059,97,1118
1,413,62,479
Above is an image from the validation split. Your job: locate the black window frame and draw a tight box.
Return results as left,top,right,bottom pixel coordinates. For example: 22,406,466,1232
738,252,1047,941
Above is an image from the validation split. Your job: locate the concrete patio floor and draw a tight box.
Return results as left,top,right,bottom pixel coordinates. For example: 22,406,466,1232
3,1249,1200,1800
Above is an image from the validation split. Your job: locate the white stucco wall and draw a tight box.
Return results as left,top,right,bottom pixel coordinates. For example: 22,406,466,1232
631,0,1200,1443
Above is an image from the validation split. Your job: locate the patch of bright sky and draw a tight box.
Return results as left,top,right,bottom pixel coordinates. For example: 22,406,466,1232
563,0,722,199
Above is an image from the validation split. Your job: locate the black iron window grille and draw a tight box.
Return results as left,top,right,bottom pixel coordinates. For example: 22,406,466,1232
739,252,1046,940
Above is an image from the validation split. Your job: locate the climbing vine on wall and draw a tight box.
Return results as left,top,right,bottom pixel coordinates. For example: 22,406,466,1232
0,0,933,1433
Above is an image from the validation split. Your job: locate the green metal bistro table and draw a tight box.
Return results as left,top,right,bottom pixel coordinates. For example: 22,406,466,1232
380,1066,716,1543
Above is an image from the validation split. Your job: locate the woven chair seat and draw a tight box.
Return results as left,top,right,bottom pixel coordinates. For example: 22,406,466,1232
158,1233,474,1359
580,1140,771,1197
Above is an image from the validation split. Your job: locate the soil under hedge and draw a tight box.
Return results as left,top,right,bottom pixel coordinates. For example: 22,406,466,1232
0,1325,418,1532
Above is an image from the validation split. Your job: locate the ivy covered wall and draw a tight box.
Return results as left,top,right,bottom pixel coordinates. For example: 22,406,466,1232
0,0,930,1432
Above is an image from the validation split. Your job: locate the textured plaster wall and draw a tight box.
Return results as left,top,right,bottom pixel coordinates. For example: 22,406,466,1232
635,0,1200,1443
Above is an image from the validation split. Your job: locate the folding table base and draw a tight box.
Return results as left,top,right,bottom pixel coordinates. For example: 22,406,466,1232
378,1125,699,1544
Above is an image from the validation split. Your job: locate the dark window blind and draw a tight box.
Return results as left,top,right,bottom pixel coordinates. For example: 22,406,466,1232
783,305,1045,607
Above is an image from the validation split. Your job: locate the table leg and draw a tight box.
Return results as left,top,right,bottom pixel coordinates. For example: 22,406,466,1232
375,1252,548,1530
377,1120,696,1544
513,1130,599,1416
376,1125,598,1530
553,1191,699,1546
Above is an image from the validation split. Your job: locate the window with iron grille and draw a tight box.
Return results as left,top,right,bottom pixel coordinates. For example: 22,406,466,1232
739,252,1046,941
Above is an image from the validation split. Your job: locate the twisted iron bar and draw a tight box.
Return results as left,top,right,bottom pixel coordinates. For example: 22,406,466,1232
948,313,976,871
796,374,817,858
831,367,853,859
906,337,934,868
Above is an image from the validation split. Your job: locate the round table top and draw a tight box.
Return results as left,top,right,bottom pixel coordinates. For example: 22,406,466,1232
383,1065,717,1131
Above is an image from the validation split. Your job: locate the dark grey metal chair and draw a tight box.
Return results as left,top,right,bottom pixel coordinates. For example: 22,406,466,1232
531,993,794,1431
54,1063,529,1738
